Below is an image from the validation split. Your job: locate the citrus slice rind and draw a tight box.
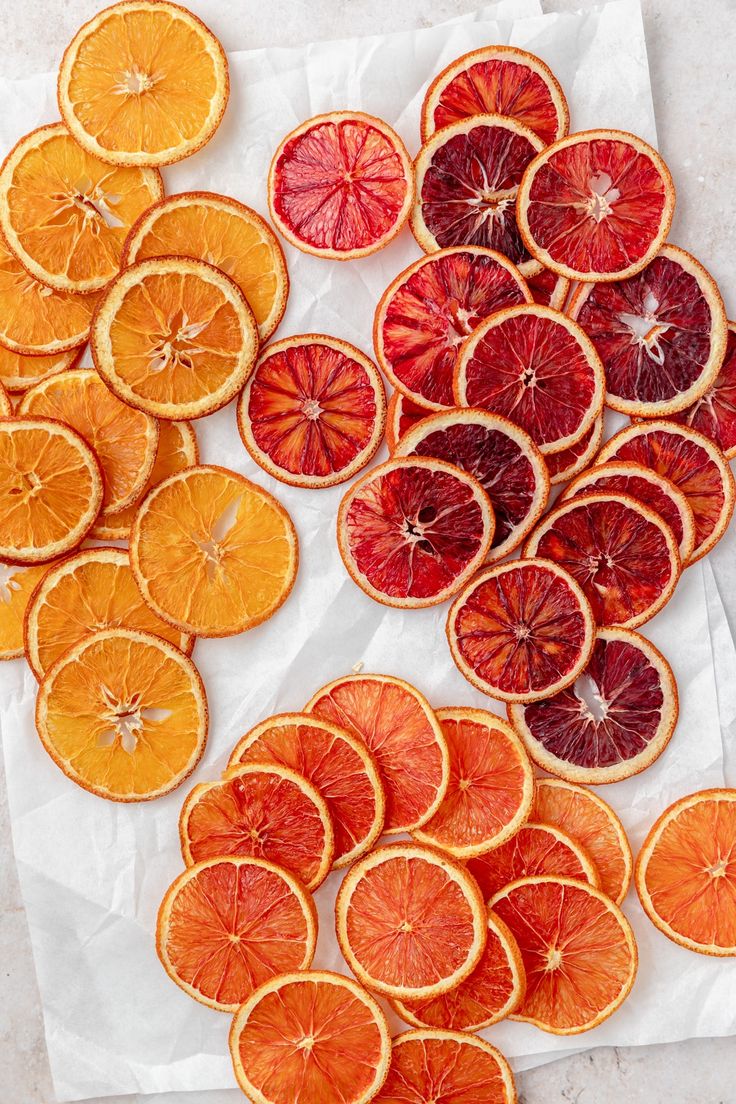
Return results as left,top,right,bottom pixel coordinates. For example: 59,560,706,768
526,265,571,310
671,321,736,458
0,345,84,394
372,1028,516,1104
385,391,432,452
546,415,604,486
469,822,599,904
0,563,54,660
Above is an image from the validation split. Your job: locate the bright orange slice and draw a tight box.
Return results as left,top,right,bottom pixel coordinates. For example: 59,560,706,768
0,384,10,416
0,344,83,394
468,823,599,903
0,563,54,660
373,1029,516,1104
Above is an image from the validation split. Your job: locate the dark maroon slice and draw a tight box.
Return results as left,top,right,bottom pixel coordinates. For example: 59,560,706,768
671,323,736,458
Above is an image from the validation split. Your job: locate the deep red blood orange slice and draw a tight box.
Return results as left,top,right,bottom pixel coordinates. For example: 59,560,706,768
455,304,605,454
598,420,736,563
386,391,431,452
337,456,494,608
306,673,449,835
227,712,384,868
268,111,413,260
447,558,595,703
671,322,736,458
237,335,386,488
372,1029,516,1104
546,415,603,486
468,822,599,903
374,247,531,410
526,265,570,309
517,129,675,281
394,409,549,562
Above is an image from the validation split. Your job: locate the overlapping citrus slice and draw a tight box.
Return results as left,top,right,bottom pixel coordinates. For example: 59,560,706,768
526,265,570,309
35,627,207,800
546,415,603,486
0,345,83,394
228,712,385,868
469,823,599,904
157,856,317,1012
372,1029,516,1104
0,383,10,416
386,392,429,452
335,842,487,999
58,0,229,167
0,563,53,660
268,111,413,260
130,465,298,637
672,322,736,457
238,335,386,488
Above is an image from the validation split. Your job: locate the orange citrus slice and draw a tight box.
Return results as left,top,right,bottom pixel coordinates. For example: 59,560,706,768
373,1029,516,1104
386,391,430,452
546,414,604,486
0,344,83,394
468,823,599,903
0,562,54,660
0,384,10,416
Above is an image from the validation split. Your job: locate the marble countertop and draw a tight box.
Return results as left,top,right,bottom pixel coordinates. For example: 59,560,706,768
2,1,736,1102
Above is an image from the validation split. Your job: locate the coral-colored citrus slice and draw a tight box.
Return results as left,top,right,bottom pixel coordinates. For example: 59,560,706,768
238,335,386,488
386,391,430,452
526,265,570,309
0,563,54,660
373,1029,516,1104
546,415,604,486
468,823,599,904
671,322,736,458
335,842,487,999
268,111,413,260
58,0,229,167
228,712,385,868
0,344,83,394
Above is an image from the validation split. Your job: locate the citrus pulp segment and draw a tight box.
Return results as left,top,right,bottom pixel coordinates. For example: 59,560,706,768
546,415,604,485
386,391,430,452
671,322,736,457
0,345,83,394
526,265,570,309
372,1029,516,1104
0,563,53,660
468,823,599,903
0,385,10,416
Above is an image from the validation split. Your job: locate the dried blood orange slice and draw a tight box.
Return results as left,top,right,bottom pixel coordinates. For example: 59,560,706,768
180,763,334,890
306,673,448,835
412,707,534,858
635,788,736,956
268,111,413,260
526,265,570,309
524,493,680,628
671,322,736,457
228,712,384,868
517,129,675,281
447,559,595,703
335,842,487,999
394,409,549,562
386,392,430,452
0,345,83,395
468,823,599,904
0,563,53,660
237,335,386,488
373,1029,516,1104
337,456,494,608
229,971,391,1104
455,304,605,454
157,856,317,1012
546,415,603,486
374,247,532,410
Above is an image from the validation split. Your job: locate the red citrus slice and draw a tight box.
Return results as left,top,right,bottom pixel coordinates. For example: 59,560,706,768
268,111,413,260
306,673,448,835
156,856,317,1012
526,266,570,309
374,247,531,410
671,322,736,457
447,558,595,703
335,842,487,999
228,712,385,868
237,335,386,488
336,456,495,608
517,129,675,281
468,823,599,903
394,409,549,562
372,1029,516,1104
455,304,605,454
546,415,604,486
598,419,736,563
386,391,430,452
412,707,534,858
0,345,83,394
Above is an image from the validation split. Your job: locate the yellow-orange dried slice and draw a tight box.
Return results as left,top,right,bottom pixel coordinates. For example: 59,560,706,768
0,344,83,394
0,384,10,416
0,562,54,660
372,1029,516,1104
468,823,599,903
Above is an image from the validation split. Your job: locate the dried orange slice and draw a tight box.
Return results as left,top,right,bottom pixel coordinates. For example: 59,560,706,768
0,417,103,564
635,788,736,956
130,465,298,637
373,1029,515,1104
156,856,317,1012
306,673,449,835
0,384,10,416
18,367,158,514
238,335,386,488
546,415,603,486
228,712,385,868
672,322,736,458
0,563,53,660
268,111,413,260
0,123,163,294
412,707,533,859
468,823,599,903
526,265,570,309
124,193,288,340
386,391,430,452
35,627,207,800
229,971,391,1104
92,257,259,420
179,763,334,890
0,344,83,395
335,842,487,999
58,0,229,167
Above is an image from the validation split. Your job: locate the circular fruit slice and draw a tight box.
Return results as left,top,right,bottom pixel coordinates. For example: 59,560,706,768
306,673,448,834
635,788,736,956
91,257,259,421
0,418,103,564
374,247,532,410
447,559,595,703
0,345,83,395
546,415,604,485
268,111,413,260
58,1,229,168
412,707,534,859
386,391,431,452
372,1029,516,1104
517,129,675,281
0,563,54,660
230,971,391,1104
228,712,385,868
157,856,317,1012
124,192,288,340
130,465,298,637
335,842,487,999
526,265,570,309
468,823,599,904
337,456,494,609
35,627,207,800
455,304,605,454
18,367,158,514
0,123,163,294
25,547,191,680
524,493,680,628
394,409,549,562
238,335,386,488
671,322,736,457
598,420,736,563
